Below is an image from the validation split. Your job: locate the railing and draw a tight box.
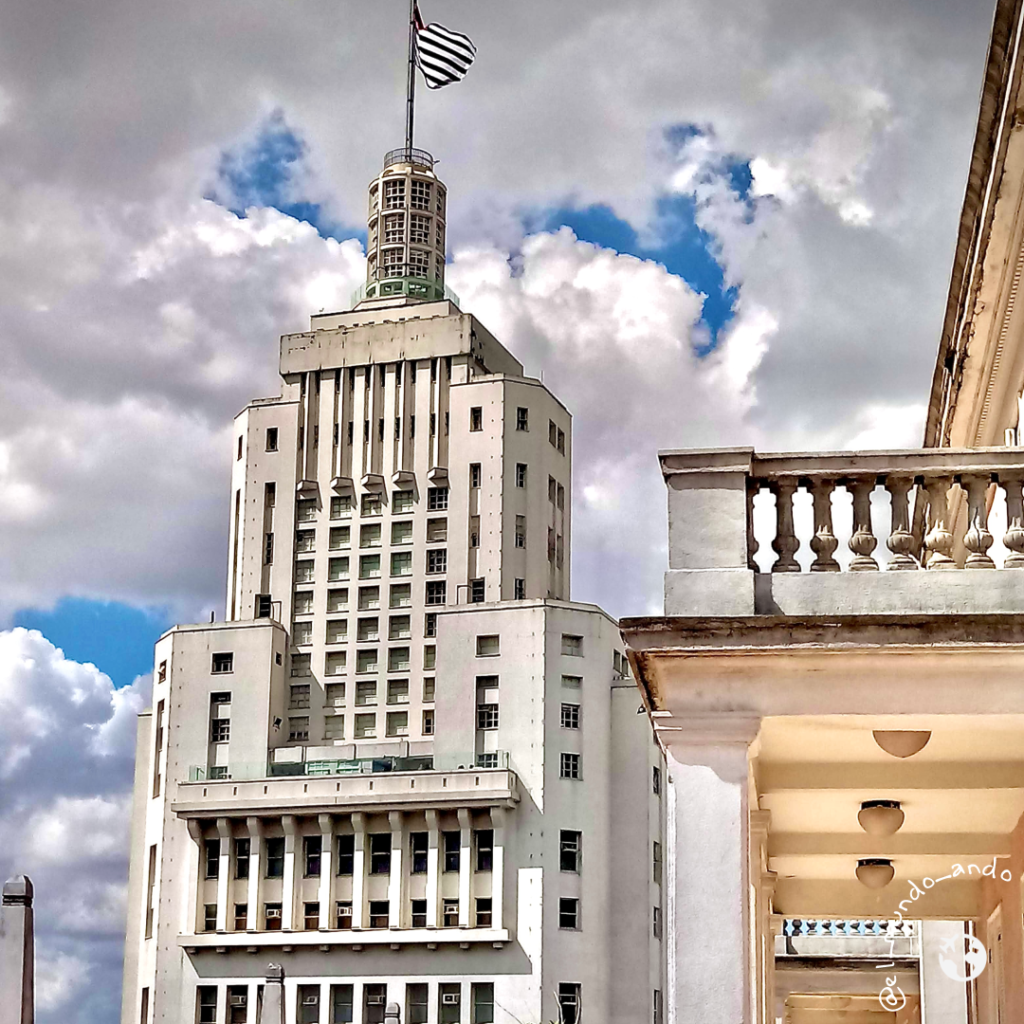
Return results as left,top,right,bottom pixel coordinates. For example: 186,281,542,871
783,919,918,938
383,147,435,170
349,277,460,309
743,449,1024,572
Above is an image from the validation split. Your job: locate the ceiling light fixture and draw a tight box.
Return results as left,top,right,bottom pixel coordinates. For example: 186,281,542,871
856,858,895,889
873,730,931,758
858,800,905,836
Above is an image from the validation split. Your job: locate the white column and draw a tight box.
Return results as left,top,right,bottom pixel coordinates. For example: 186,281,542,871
425,810,440,929
389,810,404,929
246,817,262,931
318,814,334,930
919,921,970,1024
351,812,366,930
216,818,232,932
457,809,472,928
186,820,203,935
216,984,227,1024
749,810,775,1024
490,808,505,932
282,815,297,931
664,713,760,1024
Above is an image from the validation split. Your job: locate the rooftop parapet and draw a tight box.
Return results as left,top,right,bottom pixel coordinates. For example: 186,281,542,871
661,446,1024,617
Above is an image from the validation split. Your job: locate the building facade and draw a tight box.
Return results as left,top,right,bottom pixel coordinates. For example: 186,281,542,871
121,149,666,1024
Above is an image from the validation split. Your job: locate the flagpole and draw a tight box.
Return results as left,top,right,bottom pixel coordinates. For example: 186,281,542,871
405,0,416,153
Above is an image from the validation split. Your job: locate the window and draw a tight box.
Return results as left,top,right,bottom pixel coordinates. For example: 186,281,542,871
304,836,322,877
266,837,285,878
297,498,316,521
561,703,580,729
408,982,429,1024
559,897,579,929
369,900,390,928
393,489,414,513
560,752,581,779
388,615,411,641
411,179,431,209
298,984,320,1024
516,407,528,431
653,765,662,795
265,902,283,929
557,483,565,510
422,675,436,702
560,830,581,872
325,651,347,676
290,684,311,709
326,618,347,644
514,578,526,600
562,674,582,689
336,835,354,875
141,988,150,1024
549,420,558,446
443,898,459,927
477,704,499,730
236,436,243,460
233,903,247,931
355,713,376,738
204,839,220,881
301,902,320,932
410,832,428,874
357,617,379,642
330,495,352,518
391,520,413,545
329,557,350,581
475,829,493,871
370,833,391,874
427,548,447,574
384,178,406,208
364,984,388,1024
387,678,409,703
210,718,230,743
558,428,566,453
468,465,483,495
359,554,381,579
424,613,437,638
359,586,380,610
329,526,350,549
327,588,349,612
549,476,557,503
653,841,663,885
548,527,556,561
198,987,218,1024
558,984,581,1024
362,494,383,517
476,634,500,657
296,529,315,553
360,524,381,549
470,578,485,603
423,645,436,669
426,580,447,605
653,905,662,939
294,559,314,584
439,984,461,1024
470,406,483,431
384,211,405,243
212,652,233,674
476,674,499,689
561,634,583,657
386,711,409,736
291,653,311,677
653,990,663,1024
444,831,460,872
265,532,274,565
390,551,413,576
356,649,378,674
515,462,527,487
289,716,309,742
388,647,410,672
515,515,526,548
427,517,448,542
324,716,344,740
470,518,480,548
355,680,377,705
335,901,353,930
294,591,313,615
475,898,492,928
292,621,312,646
427,486,449,511
235,838,250,879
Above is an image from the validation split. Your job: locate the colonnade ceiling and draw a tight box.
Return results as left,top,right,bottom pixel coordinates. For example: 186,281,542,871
757,715,1024,919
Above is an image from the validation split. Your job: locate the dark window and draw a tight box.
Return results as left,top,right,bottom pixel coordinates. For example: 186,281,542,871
424,613,437,637
264,902,283,929
653,766,662,795
561,752,581,779
549,420,557,446
472,984,494,1024
515,463,527,488
235,838,250,879
304,835,322,877
470,463,481,488
265,837,285,878
558,984,581,1024
369,832,391,874
233,903,247,931
427,487,449,511
298,984,320,1024
255,594,272,618
430,412,436,435
427,548,447,574
514,578,526,600
236,436,243,460
470,578,485,603
439,984,461,1024
470,407,483,431
210,718,230,743
558,428,565,453
212,652,233,674
331,985,354,1024
475,898,492,928
203,903,216,931
443,898,459,927
560,830,581,873
408,983,429,1024
475,829,493,872
560,703,580,729
304,902,320,930
336,834,354,875
365,986,388,1024
411,899,428,929
653,904,662,939
369,900,389,928
198,986,218,1024
266,428,278,451
516,407,528,431
265,481,276,508
410,832,428,874
559,897,580,929
204,839,220,879
443,830,460,872
265,532,274,564
653,841,663,885
336,901,353,928
425,580,447,605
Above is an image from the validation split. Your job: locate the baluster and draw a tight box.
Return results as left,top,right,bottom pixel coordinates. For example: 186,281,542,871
809,479,839,572
771,480,800,572
924,475,955,568
964,475,996,568
885,476,919,570
1003,476,1024,567
746,481,760,571
847,479,879,571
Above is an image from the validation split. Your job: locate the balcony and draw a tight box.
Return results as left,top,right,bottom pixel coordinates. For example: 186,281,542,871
659,446,1024,617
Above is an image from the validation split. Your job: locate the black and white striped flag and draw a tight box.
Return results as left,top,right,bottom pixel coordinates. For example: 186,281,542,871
414,4,477,90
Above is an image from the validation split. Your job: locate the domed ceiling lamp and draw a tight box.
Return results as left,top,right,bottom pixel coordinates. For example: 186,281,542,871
856,858,895,889
873,730,931,758
858,800,905,836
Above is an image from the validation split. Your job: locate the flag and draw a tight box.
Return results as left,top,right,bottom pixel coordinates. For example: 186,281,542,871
414,4,477,90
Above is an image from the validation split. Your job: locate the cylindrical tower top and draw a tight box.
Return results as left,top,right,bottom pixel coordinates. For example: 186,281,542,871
362,148,447,305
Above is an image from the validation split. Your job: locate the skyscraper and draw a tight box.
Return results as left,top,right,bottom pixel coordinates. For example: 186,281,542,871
121,148,665,1024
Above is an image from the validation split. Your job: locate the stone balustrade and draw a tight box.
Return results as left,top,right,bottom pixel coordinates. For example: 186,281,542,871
660,446,1024,616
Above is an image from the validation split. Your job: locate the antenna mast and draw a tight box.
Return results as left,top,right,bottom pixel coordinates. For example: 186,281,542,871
405,0,416,152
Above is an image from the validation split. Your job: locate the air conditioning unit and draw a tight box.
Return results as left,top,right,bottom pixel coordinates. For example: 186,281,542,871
442,994,460,1006
367,996,385,1006
302,996,319,1006
338,905,353,917
229,996,247,1007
